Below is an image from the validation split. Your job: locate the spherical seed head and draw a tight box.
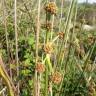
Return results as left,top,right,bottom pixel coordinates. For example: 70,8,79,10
45,2,57,15
43,43,53,54
36,62,45,73
58,32,64,39
51,71,62,84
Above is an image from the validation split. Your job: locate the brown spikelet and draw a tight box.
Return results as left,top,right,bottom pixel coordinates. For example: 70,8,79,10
36,62,45,73
43,43,53,54
51,71,62,84
58,32,64,39
44,2,57,15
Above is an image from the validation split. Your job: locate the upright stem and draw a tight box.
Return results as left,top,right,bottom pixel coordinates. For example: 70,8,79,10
0,67,14,96
59,0,64,32
0,55,15,96
14,0,19,95
45,62,48,96
35,0,41,96
50,0,56,40
56,0,77,96
59,0,76,66
2,0,10,62
2,0,13,81
86,0,88,3
54,0,64,69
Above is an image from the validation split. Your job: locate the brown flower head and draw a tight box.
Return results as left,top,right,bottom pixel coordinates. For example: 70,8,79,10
58,32,64,39
36,62,45,73
45,2,57,15
43,42,53,54
51,71,62,84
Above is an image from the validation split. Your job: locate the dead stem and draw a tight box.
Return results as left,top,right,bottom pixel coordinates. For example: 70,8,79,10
0,55,15,96
2,0,10,62
14,0,19,95
35,0,41,96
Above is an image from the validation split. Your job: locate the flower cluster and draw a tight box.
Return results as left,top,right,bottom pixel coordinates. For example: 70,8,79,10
36,62,45,73
43,43,53,54
51,71,62,84
45,2,57,15
58,32,64,39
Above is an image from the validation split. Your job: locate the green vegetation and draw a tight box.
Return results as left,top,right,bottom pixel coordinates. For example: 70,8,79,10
0,0,96,96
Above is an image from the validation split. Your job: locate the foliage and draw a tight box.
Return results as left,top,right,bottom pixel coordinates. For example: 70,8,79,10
0,0,96,96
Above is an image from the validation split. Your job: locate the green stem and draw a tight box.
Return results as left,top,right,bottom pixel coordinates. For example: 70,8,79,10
45,60,48,96
46,54,53,73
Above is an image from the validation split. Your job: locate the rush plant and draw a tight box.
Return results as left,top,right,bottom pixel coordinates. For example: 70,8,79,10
0,0,96,96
